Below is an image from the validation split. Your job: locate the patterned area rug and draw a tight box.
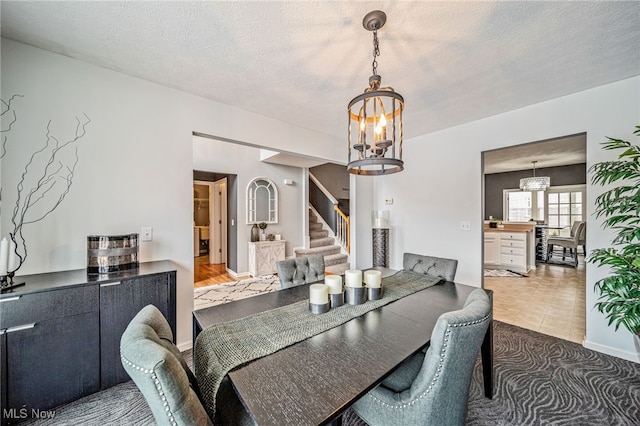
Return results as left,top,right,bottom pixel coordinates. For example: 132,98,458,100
194,275,280,311
343,321,640,426
484,269,528,277
18,322,640,426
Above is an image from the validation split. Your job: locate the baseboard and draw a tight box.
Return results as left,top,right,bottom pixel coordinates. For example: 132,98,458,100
178,340,193,352
226,267,250,279
583,339,640,364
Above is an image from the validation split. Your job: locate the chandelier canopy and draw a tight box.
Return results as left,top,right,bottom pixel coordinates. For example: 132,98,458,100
520,161,550,191
347,10,404,176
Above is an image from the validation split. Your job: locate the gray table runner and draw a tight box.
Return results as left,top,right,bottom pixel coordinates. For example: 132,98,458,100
194,270,442,421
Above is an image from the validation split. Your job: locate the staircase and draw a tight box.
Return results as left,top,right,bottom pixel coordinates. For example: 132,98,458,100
294,209,350,275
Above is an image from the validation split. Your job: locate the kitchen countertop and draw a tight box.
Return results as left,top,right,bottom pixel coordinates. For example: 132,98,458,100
484,223,535,233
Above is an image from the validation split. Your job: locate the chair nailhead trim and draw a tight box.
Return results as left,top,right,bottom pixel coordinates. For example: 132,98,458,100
368,311,491,409
121,353,177,425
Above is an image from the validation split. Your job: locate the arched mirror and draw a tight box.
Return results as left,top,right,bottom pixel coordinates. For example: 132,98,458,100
247,177,278,224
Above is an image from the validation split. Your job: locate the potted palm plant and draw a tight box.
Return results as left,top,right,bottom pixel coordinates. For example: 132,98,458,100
588,126,640,336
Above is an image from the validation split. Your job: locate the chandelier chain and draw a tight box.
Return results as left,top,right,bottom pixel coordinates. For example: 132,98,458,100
371,29,380,75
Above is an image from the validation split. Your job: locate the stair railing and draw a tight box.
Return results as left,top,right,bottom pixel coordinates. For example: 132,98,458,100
334,204,350,253
309,172,350,253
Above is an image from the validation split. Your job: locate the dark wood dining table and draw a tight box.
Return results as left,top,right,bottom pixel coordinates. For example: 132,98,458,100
193,269,493,426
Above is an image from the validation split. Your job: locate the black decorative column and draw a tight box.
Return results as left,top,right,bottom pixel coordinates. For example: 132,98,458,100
372,210,390,268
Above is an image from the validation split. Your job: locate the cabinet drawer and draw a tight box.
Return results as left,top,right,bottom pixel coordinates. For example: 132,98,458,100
501,254,526,266
500,232,526,241
0,285,99,329
501,247,525,257
500,239,525,249
484,232,498,242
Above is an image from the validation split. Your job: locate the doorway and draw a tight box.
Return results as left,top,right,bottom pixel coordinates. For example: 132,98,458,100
481,133,587,344
193,170,240,288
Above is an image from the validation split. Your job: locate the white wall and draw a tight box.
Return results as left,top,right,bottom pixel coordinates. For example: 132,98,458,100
1,39,341,349
3,38,639,362
366,76,640,362
193,135,305,273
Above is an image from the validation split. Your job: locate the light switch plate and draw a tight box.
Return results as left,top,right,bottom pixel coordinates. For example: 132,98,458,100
141,227,153,241
385,198,393,205
460,221,471,231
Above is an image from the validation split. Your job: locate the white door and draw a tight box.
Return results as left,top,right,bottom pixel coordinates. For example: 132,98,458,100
211,178,228,264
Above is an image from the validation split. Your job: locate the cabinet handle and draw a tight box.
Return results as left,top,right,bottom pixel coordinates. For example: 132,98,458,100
100,281,123,288
6,323,36,333
0,296,21,303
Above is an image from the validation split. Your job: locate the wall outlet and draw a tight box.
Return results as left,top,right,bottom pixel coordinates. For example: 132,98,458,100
460,221,471,231
385,198,393,205
141,226,153,241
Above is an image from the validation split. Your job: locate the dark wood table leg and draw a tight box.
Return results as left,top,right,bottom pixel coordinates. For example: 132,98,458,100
481,318,494,399
193,315,203,343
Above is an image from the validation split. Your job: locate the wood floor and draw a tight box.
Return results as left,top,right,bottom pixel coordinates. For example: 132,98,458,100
194,255,249,288
485,257,586,344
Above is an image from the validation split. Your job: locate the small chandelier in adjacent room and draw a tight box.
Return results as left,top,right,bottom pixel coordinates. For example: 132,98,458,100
520,161,551,191
347,10,404,176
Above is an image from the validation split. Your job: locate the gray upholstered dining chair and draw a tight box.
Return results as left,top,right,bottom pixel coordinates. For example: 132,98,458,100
276,254,325,289
547,221,585,267
578,221,587,256
120,304,213,426
350,289,491,426
403,252,458,282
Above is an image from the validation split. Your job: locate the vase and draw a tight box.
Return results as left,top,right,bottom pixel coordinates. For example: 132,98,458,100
251,224,260,242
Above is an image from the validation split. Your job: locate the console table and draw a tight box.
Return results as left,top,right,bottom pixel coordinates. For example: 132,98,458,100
0,260,176,425
248,240,285,276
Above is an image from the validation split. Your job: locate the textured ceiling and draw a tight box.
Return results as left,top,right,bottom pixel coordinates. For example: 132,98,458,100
2,1,639,168
483,133,586,174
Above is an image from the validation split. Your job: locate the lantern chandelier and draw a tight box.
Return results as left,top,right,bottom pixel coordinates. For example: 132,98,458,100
347,10,404,176
520,161,551,191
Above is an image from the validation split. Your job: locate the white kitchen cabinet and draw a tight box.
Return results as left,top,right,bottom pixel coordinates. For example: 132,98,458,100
483,230,533,273
499,232,528,273
248,240,286,276
484,232,500,266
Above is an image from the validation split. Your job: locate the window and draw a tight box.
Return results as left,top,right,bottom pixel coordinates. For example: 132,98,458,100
547,187,584,235
506,191,532,222
504,190,545,222
504,184,585,230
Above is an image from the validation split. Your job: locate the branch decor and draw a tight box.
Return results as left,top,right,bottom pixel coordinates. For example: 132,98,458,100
1,95,90,290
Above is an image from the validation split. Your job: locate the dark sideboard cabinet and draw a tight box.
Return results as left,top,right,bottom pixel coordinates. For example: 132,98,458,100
0,260,176,425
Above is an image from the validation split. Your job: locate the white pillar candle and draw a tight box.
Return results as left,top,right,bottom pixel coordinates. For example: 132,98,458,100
7,239,17,273
0,238,8,276
364,270,382,288
325,275,343,294
344,269,362,287
309,284,329,304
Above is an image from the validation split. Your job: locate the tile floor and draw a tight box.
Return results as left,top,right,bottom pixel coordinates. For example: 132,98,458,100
484,258,586,344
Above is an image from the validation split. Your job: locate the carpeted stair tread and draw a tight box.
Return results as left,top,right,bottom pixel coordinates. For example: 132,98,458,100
324,253,349,266
310,237,336,248
295,245,341,257
310,229,329,239
309,222,323,231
